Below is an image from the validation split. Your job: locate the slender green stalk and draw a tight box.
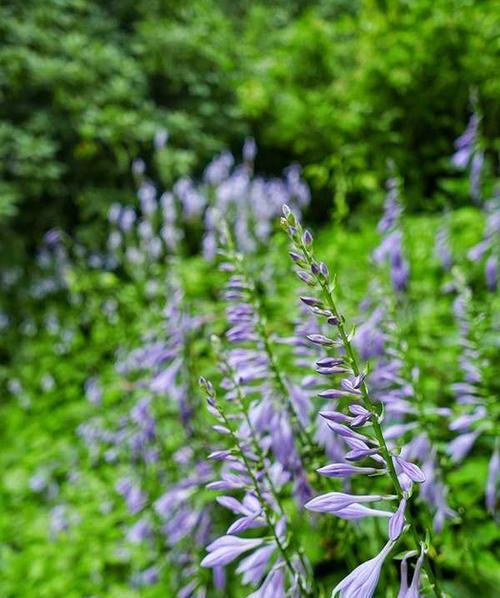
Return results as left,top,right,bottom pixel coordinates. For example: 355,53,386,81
292,226,445,598
222,225,322,461
205,380,313,596
218,346,314,584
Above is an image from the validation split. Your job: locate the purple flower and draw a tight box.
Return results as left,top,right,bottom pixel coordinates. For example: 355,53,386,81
236,544,276,585
204,151,234,185
317,463,381,478
447,431,480,464
305,492,388,514
154,128,169,150
217,494,265,534
131,565,159,588
389,497,407,540
201,536,264,568
394,456,426,483
126,518,152,543
332,539,396,597
116,478,147,514
397,547,425,598
44,229,62,246
243,137,257,163
334,504,393,521
435,225,453,271
248,566,286,598
451,113,479,170
485,255,497,291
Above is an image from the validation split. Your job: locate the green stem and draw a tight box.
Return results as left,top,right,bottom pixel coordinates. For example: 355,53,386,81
224,226,323,466
213,391,313,596
297,236,445,598
219,348,315,589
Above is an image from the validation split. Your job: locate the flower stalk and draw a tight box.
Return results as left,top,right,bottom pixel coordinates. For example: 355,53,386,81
281,205,446,598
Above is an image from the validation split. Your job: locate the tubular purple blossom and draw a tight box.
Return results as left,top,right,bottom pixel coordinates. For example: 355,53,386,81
332,539,396,598
201,536,264,567
305,492,390,514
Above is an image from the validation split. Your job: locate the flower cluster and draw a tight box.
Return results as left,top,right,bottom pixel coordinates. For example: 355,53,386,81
281,204,444,598
107,138,310,273
372,173,410,294
448,282,498,515
468,197,499,292
451,110,484,203
199,368,313,596
78,270,216,595
14,127,499,597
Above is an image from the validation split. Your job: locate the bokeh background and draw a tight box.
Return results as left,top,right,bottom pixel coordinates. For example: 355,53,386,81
0,1,498,597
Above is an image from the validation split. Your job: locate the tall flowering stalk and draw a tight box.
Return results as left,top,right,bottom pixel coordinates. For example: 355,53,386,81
199,359,314,596
202,144,310,259
357,189,455,533
78,268,217,595
372,171,409,295
281,205,445,597
451,108,485,204
215,219,321,495
448,277,498,516
467,197,499,292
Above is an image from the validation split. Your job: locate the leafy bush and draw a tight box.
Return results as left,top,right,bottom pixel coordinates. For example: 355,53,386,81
1,144,498,596
1,0,499,254
238,0,500,212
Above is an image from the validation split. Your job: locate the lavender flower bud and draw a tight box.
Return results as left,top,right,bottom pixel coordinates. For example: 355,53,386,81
305,492,388,514
300,296,323,307
394,456,426,483
307,334,335,347
388,497,407,540
303,230,313,246
297,271,316,286
317,463,380,478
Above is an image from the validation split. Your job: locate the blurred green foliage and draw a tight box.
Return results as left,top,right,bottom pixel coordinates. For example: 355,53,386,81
0,0,498,252
237,0,499,209
0,4,498,593
1,209,498,596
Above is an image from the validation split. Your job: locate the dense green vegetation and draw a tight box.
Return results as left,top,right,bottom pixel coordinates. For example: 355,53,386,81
1,206,498,596
1,0,499,251
0,1,498,597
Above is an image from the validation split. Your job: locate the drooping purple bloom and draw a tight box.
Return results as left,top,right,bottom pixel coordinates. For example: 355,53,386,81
372,173,410,294
248,566,286,598
334,504,394,521
447,431,480,464
243,137,257,163
332,539,396,597
435,223,453,271
397,547,425,598
305,492,388,514
389,497,407,540
126,518,152,543
201,535,265,568
131,566,159,588
154,128,169,150
394,456,426,483
485,255,497,291
236,544,276,585
116,478,147,514
317,463,381,478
